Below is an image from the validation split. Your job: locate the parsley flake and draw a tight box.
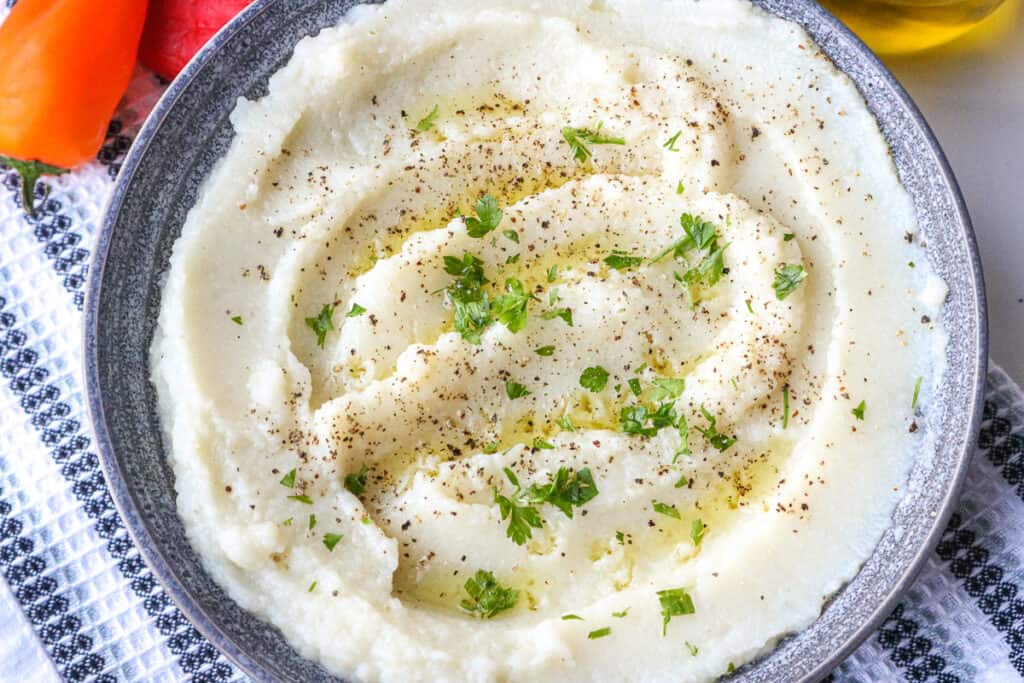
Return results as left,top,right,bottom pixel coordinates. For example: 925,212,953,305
657,587,695,636
532,437,555,450
676,181,685,195
443,252,492,344
696,406,736,451
685,641,699,656
503,229,519,243
852,400,866,421
783,233,795,241
494,466,599,544
556,415,578,432
652,501,681,519
783,384,790,429
674,474,689,488
562,614,584,621
287,494,313,505
308,513,317,530
346,303,366,317
649,378,685,402
308,580,317,592
690,518,706,546
280,468,297,488
562,124,625,162
506,380,532,400
663,130,682,152
541,307,573,326
304,303,336,348
535,345,556,356
588,627,612,640
344,464,369,496
493,278,532,333
580,366,610,392
604,250,644,270
322,533,343,551
611,608,629,618
912,377,922,410
415,104,439,131
616,530,626,545
460,570,518,618
546,265,558,283
773,263,807,300
620,402,677,438
465,194,503,238
230,315,243,325
628,377,642,396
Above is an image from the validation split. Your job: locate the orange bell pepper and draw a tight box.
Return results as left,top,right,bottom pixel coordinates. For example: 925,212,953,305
0,0,149,214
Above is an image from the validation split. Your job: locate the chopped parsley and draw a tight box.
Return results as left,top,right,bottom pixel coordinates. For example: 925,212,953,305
308,580,317,592
615,530,625,545
492,278,532,333
604,250,644,270
506,253,520,264
649,377,685,402
415,104,439,131
322,533,343,551
465,194,503,238
783,233,795,241
541,307,573,326
460,570,518,618
676,181,685,194
230,315,243,325
690,518,706,546
506,380,532,400
503,229,519,243
556,415,578,432
287,494,313,505
685,641,699,656
611,608,629,618
562,614,584,621
674,413,691,462
587,627,612,640
344,464,369,496
620,402,677,438
308,513,317,530
546,265,558,283
912,377,922,410
657,587,695,636
773,263,807,300
562,124,625,162
696,406,736,452
304,302,336,348
532,437,555,450
852,400,866,421
282,517,293,526
663,130,682,152
280,468,297,488
527,466,598,518
652,500,681,519
746,299,754,314
580,366,610,392
651,213,728,306
346,302,366,317
443,252,492,344
494,466,599,544
675,474,689,488
782,384,790,429
727,663,736,673
535,345,556,356
493,468,543,545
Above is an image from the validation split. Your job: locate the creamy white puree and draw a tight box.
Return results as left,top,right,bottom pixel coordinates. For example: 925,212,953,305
151,0,946,680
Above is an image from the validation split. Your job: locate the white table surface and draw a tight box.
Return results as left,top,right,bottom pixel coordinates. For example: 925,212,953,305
884,3,1024,382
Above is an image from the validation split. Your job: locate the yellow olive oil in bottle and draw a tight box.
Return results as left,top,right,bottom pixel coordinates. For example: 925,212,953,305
820,0,1009,54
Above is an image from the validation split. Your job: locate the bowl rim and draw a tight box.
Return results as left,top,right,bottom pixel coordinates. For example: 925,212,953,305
83,0,988,680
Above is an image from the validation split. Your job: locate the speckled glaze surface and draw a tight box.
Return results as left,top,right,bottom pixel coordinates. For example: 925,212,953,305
84,1,987,681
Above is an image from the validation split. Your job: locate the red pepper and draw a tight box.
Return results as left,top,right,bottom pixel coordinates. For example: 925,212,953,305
139,0,253,82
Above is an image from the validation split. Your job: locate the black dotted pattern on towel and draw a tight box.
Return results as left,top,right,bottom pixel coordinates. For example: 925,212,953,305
0,296,235,683
0,485,113,681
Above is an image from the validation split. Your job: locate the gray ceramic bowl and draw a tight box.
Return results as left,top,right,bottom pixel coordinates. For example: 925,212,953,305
84,0,988,681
